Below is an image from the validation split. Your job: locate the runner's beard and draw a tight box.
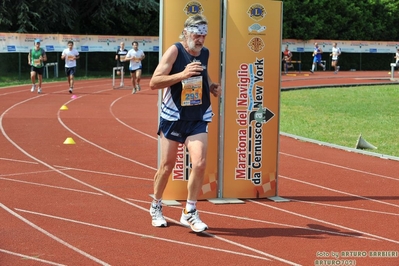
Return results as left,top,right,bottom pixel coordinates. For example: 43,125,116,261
187,37,203,54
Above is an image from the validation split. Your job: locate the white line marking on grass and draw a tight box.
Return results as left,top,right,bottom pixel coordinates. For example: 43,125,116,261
1,203,110,265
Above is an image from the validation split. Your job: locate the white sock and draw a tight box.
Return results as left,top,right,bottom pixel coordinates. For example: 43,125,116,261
152,198,162,207
185,200,197,212
311,64,315,71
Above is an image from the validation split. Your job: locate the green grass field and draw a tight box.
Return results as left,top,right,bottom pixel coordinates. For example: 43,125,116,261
280,84,399,157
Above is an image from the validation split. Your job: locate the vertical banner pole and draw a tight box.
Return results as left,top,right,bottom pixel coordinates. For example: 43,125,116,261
217,0,228,199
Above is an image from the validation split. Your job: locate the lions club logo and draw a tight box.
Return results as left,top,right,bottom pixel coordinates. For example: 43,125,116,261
183,1,204,16
247,4,266,21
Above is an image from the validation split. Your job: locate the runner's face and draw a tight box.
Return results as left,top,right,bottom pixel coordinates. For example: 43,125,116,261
133,43,138,50
187,33,206,53
68,43,73,50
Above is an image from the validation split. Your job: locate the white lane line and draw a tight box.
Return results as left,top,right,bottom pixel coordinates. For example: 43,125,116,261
0,177,103,196
0,89,29,96
250,200,399,245
53,165,152,182
2,84,299,265
280,152,399,181
287,198,399,217
127,198,377,241
0,157,38,164
1,203,110,265
109,96,158,140
281,175,399,209
0,248,66,266
1,168,72,177
127,199,302,265
57,94,157,171
14,208,274,263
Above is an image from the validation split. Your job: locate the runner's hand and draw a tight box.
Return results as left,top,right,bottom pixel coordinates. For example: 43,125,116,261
183,62,203,78
210,82,221,97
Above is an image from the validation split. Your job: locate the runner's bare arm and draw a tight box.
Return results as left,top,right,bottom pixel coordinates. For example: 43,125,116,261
150,45,203,90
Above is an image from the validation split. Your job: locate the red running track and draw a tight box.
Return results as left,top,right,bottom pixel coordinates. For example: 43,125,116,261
1,71,399,266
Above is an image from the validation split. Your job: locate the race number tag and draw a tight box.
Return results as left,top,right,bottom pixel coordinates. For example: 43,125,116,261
33,59,41,66
120,55,126,61
67,55,74,61
181,76,203,106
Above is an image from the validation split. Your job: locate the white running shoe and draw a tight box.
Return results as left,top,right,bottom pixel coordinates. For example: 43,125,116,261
69,87,73,94
37,87,42,94
150,205,167,227
137,84,141,91
180,209,208,232
30,84,36,92
132,87,137,94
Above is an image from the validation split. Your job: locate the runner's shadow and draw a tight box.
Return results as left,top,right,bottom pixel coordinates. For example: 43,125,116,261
208,223,362,239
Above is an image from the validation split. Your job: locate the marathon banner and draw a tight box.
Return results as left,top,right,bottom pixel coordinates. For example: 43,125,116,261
1,33,398,54
160,0,221,200
221,0,282,198
0,33,159,53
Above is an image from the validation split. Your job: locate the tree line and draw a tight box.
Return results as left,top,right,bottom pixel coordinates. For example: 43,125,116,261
1,0,398,41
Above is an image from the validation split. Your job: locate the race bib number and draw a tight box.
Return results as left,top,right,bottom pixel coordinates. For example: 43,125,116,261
67,55,74,61
120,55,126,61
134,56,140,63
181,76,203,106
33,59,41,66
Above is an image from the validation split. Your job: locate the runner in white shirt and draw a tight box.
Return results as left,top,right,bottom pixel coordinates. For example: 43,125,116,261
330,42,341,74
124,41,145,94
61,40,80,93
395,48,399,73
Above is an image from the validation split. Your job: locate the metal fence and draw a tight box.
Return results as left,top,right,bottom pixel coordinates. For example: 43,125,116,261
1,51,397,82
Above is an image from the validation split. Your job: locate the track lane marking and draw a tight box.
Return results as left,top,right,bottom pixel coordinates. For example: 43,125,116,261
14,207,275,263
1,203,110,265
250,199,399,245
